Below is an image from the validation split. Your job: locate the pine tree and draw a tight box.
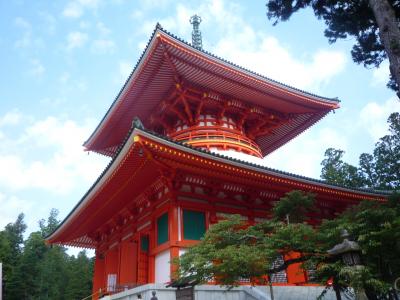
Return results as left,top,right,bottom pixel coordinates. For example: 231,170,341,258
321,113,400,190
64,251,94,300
1,214,27,299
1,209,94,299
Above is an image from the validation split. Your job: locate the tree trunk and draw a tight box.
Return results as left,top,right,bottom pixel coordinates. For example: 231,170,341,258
333,283,342,300
369,0,400,98
268,279,275,300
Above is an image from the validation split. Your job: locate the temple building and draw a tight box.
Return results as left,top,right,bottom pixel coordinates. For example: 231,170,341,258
46,22,387,299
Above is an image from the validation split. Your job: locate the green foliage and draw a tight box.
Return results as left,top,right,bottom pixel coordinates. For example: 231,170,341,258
0,210,94,300
330,194,400,289
175,192,400,297
176,215,267,285
176,213,318,287
1,213,27,298
305,194,400,296
64,251,94,300
272,190,316,223
4,213,27,255
176,114,400,296
39,208,61,238
367,113,400,189
321,148,365,188
321,113,400,190
266,0,400,93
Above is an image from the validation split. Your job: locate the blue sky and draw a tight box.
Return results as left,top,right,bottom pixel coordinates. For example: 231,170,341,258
0,0,398,238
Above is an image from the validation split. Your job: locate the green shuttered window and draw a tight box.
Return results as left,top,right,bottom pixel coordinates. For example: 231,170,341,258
157,213,169,245
183,210,206,240
141,235,149,252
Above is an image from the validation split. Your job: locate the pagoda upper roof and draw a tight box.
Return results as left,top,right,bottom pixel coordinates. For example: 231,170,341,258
47,125,388,249
84,25,340,157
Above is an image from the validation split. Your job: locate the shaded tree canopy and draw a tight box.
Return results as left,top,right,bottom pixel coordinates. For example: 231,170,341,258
266,0,400,96
0,210,94,300
321,148,365,188
175,191,400,298
321,112,400,190
272,190,316,223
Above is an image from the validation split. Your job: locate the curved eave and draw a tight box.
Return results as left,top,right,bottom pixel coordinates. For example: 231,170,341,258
139,130,389,199
160,28,339,106
46,126,143,248
48,128,388,248
83,25,339,157
82,25,167,153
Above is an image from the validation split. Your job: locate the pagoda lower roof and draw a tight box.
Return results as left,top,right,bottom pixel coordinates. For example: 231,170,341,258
83,25,339,157
47,127,388,249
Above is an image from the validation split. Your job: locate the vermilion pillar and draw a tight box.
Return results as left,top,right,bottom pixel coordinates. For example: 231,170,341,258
92,254,105,300
285,252,307,284
169,204,180,279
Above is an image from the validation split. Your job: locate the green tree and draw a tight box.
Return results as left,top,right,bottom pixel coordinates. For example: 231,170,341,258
266,0,400,96
37,244,69,299
273,190,316,223
39,208,60,238
313,192,400,298
7,231,47,299
3,213,27,256
2,209,94,300
176,215,316,287
321,148,365,188
321,113,400,190
64,251,94,300
0,231,12,297
366,113,400,190
175,191,319,288
175,192,400,299
1,214,27,299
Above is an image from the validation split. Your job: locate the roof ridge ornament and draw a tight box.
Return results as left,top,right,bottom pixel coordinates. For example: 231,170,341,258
189,14,203,50
132,117,144,130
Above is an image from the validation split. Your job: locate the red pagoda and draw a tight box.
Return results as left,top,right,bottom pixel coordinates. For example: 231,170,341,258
46,23,387,299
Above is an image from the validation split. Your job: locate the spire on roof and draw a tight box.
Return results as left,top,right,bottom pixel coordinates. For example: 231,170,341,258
189,14,202,50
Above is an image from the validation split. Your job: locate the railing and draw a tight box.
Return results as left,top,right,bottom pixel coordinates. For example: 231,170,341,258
170,127,262,157
80,283,144,300
106,283,143,295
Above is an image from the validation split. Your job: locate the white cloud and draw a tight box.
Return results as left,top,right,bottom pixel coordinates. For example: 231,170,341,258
63,2,83,18
264,126,349,178
0,111,22,127
29,59,45,76
14,17,32,48
15,17,31,30
0,115,108,194
90,22,115,54
66,31,88,50
40,97,66,107
0,193,32,229
91,39,115,54
131,10,143,20
139,0,346,92
14,17,45,49
372,61,390,87
39,11,57,35
139,0,171,10
213,36,346,91
59,72,70,84
79,20,91,29
205,0,346,91
117,60,134,83
359,97,400,140
96,21,111,35
62,0,100,18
